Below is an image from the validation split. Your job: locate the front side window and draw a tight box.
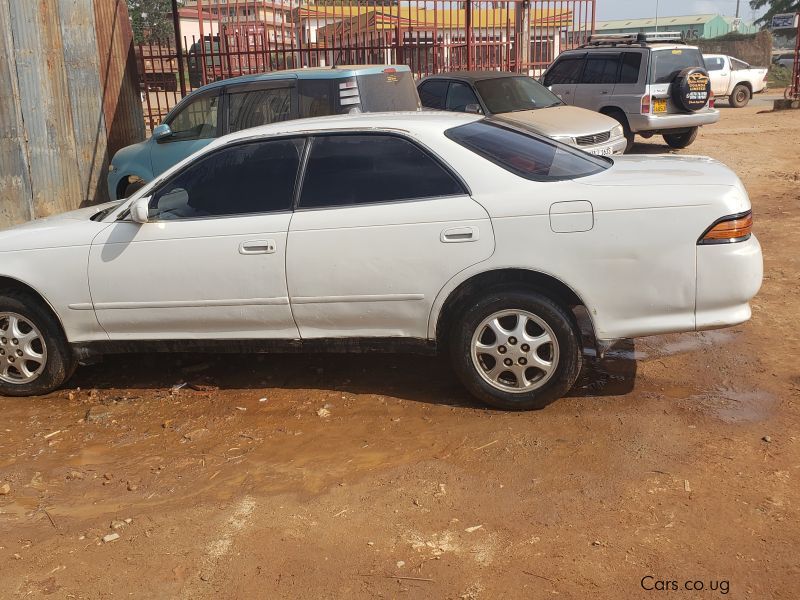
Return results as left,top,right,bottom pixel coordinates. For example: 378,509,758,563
543,55,585,86
228,86,293,133
168,93,220,140
299,134,465,209
419,80,449,109
446,81,481,112
650,48,705,84
581,54,620,84
446,121,609,182
148,139,302,220
475,76,562,113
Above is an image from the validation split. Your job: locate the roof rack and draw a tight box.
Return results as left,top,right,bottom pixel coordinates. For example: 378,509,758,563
581,31,685,48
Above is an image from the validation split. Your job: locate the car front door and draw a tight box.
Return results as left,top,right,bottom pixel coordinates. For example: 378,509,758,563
542,53,585,105
149,89,222,178
88,138,303,339
225,79,298,134
286,133,494,339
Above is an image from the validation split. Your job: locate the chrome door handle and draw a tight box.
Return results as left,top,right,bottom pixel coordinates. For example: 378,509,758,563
239,239,276,255
441,226,479,243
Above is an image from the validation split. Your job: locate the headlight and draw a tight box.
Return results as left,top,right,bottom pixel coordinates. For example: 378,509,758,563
552,135,576,145
611,124,624,139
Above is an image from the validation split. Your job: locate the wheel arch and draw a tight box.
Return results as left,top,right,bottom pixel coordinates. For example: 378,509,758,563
599,105,628,122
431,268,596,348
736,80,753,93
0,276,67,336
115,174,148,200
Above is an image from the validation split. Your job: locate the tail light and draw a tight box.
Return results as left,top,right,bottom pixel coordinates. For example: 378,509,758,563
698,211,753,245
641,94,651,114
709,90,715,109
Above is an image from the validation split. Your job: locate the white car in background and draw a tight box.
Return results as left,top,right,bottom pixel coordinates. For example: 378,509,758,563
0,113,763,410
704,54,769,107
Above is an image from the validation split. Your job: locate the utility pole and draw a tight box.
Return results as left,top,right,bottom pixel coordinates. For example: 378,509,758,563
735,0,740,18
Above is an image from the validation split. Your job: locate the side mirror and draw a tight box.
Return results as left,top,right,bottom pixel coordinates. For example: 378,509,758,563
130,197,150,224
152,123,173,141
464,103,483,114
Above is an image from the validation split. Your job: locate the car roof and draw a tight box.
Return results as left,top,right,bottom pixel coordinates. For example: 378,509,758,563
421,70,526,83
191,64,411,94
209,111,482,148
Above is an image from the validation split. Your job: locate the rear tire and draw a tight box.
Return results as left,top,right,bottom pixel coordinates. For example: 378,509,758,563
729,84,751,108
663,127,698,149
449,291,582,410
0,292,75,397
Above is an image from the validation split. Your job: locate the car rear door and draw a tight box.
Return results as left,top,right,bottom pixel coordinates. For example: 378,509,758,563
286,132,494,339
705,56,731,96
574,52,620,111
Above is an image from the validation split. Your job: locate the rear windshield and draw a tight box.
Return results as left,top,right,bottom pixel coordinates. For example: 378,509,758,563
650,48,706,84
446,120,610,182
356,70,420,112
474,76,562,113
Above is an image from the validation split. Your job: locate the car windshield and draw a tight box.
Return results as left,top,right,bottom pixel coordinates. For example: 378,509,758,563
650,48,705,84
446,120,610,182
474,76,562,113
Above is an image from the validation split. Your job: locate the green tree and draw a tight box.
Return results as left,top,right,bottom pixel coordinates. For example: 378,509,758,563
128,0,180,43
749,0,800,26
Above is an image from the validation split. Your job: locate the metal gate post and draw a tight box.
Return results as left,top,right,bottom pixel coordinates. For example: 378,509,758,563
171,0,186,96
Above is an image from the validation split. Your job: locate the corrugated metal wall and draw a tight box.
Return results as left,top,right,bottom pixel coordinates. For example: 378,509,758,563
0,0,144,228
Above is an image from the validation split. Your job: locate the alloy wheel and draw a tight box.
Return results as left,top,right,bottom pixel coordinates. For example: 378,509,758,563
0,313,47,384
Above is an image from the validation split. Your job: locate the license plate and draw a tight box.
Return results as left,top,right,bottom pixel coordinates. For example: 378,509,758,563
654,98,668,113
588,146,613,156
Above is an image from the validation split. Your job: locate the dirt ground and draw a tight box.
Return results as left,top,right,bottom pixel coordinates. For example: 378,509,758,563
1,97,799,600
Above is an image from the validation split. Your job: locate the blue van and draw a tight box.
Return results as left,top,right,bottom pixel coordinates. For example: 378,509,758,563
108,65,420,199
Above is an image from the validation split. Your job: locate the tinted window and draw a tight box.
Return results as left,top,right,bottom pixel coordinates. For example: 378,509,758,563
543,55,585,86
581,54,620,84
619,52,643,83
228,87,292,133
357,71,420,112
731,58,749,70
446,121,609,182
475,76,562,113
298,79,333,117
446,81,481,112
705,56,725,71
299,135,464,209
650,48,705,83
419,80,449,109
149,139,302,220
168,94,219,140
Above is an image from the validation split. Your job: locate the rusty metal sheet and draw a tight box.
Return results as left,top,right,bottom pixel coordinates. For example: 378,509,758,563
58,0,110,204
7,0,82,219
0,0,34,226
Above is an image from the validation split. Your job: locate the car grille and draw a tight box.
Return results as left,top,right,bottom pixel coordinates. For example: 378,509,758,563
576,131,611,146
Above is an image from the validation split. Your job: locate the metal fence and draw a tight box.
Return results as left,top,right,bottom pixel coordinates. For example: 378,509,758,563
136,0,595,129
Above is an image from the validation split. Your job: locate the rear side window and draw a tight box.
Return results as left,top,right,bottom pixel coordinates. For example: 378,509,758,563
731,58,749,70
446,121,609,182
149,139,302,220
619,52,643,83
581,54,620,84
447,82,481,111
543,55,585,86
705,56,725,71
228,87,292,133
299,135,464,209
650,48,705,83
418,80,449,109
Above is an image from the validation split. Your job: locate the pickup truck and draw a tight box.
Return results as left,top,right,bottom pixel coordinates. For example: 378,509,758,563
704,54,768,107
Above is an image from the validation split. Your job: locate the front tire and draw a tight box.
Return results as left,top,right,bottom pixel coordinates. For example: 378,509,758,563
0,293,75,397
663,127,698,149
729,84,751,108
449,291,582,410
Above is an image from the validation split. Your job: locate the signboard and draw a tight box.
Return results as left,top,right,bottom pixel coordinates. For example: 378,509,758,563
771,13,799,29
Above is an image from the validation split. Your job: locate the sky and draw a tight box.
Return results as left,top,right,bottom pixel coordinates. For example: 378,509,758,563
597,0,767,22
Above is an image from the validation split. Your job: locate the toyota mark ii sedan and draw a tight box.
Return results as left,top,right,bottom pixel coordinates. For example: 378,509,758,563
0,113,762,409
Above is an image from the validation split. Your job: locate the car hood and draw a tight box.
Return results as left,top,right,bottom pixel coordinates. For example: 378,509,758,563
0,201,120,252
494,105,618,137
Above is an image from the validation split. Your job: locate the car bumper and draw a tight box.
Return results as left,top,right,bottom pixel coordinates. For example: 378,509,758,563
627,108,720,133
695,234,763,331
573,135,628,156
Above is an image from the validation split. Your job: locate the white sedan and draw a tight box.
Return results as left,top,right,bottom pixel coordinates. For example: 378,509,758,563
0,113,762,409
